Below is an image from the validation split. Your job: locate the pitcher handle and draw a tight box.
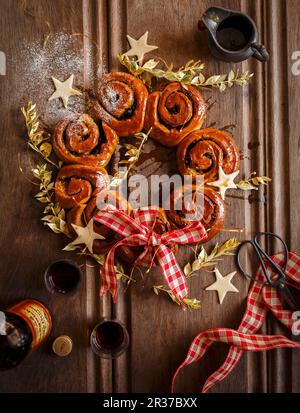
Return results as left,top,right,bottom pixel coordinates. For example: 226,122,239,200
251,43,269,62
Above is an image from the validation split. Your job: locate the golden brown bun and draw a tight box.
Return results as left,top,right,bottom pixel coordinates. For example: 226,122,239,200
93,72,148,137
144,82,206,147
53,114,118,168
177,128,240,182
168,185,225,242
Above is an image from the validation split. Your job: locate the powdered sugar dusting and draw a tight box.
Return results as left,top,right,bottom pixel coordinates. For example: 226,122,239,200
13,32,101,127
101,86,118,107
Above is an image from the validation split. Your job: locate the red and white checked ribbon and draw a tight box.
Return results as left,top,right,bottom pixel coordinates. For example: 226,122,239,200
94,206,208,303
172,251,300,392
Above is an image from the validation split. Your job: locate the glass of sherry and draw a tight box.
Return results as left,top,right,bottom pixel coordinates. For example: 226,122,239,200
44,260,82,295
90,319,129,359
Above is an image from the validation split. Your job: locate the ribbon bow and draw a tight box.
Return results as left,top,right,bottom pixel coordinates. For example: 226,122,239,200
172,251,300,392
94,206,208,303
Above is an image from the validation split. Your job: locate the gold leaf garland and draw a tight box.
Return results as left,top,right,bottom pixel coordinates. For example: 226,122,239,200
118,54,253,92
21,101,61,168
152,285,201,310
110,129,151,188
184,238,240,278
87,253,136,285
32,164,69,236
236,172,272,191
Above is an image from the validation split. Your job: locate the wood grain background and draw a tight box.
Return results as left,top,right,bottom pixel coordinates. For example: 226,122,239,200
0,0,299,393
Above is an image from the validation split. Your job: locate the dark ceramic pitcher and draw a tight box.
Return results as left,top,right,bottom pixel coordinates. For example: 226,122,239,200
202,6,269,62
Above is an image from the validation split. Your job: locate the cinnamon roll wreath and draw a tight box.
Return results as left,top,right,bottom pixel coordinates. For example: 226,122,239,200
51,71,241,255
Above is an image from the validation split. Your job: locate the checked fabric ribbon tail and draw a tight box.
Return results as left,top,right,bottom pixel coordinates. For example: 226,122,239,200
171,251,300,392
94,207,208,303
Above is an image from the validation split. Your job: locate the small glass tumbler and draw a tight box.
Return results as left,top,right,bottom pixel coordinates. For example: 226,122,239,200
90,319,129,359
44,260,82,295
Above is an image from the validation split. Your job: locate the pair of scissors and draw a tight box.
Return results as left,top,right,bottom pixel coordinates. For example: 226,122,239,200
236,232,298,311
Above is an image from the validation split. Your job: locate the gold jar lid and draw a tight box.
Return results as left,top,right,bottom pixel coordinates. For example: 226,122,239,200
52,335,73,357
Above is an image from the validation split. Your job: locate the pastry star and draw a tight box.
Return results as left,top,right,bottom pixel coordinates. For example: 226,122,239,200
209,166,240,200
205,268,239,304
125,31,158,62
65,220,105,253
48,74,82,108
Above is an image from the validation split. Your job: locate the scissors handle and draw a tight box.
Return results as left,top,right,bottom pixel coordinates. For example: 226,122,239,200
236,240,267,281
236,240,254,279
237,232,289,286
253,232,288,286
254,232,288,270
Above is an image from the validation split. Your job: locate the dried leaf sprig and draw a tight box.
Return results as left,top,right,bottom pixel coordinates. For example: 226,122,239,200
86,253,135,286
32,164,69,236
152,285,201,310
119,130,150,166
184,238,240,278
119,54,205,82
118,54,253,92
196,69,253,92
236,172,272,191
21,101,60,168
87,253,106,266
110,129,151,188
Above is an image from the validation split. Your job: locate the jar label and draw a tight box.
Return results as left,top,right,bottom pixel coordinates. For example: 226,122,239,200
9,300,52,349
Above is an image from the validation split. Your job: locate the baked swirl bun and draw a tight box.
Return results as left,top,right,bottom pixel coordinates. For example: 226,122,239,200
52,114,118,168
168,185,225,242
144,82,206,147
67,191,131,255
93,72,148,137
177,128,240,182
54,164,109,209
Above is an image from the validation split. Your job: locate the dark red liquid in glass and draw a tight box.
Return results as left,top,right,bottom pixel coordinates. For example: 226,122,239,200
95,321,125,351
46,261,81,294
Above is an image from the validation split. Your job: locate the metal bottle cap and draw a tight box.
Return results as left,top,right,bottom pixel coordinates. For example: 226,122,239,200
52,335,73,357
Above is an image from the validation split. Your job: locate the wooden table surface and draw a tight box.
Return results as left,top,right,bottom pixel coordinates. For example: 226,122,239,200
0,0,300,393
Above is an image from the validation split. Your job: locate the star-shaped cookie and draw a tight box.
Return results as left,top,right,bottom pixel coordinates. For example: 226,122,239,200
209,166,240,200
125,31,158,62
205,268,239,304
64,219,105,254
48,74,82,108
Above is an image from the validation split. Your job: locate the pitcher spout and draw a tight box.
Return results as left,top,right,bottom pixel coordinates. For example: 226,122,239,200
202,7,235,34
